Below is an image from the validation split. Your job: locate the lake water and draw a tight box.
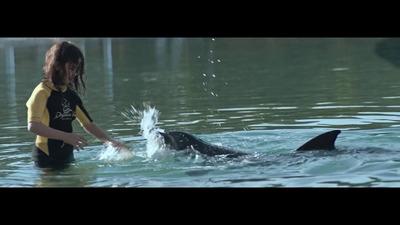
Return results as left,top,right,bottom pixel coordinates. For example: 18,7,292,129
1,37,400,187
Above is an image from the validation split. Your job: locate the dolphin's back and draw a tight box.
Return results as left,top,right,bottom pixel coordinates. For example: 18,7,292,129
296,130,341,151
162,131,248,157
161,129,342,157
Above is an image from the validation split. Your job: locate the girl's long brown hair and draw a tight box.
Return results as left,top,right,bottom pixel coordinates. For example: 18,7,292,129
42,41,86,95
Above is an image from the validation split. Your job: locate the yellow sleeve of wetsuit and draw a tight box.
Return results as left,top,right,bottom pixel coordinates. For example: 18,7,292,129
26,87,49,123
76,106,92,127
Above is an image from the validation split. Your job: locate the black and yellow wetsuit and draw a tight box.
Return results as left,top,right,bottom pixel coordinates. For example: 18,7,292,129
26,81,93,167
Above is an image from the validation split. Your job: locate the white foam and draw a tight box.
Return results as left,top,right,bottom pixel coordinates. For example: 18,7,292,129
97,141,135,162
122,104,167,159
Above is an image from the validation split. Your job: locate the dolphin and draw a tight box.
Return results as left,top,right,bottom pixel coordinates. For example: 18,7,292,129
158,129,341,157
160,131,248,158
296,130,341,151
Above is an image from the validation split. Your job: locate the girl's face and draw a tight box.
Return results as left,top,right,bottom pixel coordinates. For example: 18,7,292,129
64,61,81,84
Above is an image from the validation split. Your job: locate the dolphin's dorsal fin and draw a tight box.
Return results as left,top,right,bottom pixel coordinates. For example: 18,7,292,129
296,130,341,151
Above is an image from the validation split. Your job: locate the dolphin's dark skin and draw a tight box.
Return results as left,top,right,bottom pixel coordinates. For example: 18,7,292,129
159,130,342,157
296,130,341,151
160,131,248,158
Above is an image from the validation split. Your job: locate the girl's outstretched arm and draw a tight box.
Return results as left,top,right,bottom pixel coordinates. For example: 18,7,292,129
83,122,132,151
28,121,88,150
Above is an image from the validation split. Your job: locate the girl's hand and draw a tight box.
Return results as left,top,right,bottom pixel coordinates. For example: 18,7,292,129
27,122,88,151
108,139,132,152
64,133,88,150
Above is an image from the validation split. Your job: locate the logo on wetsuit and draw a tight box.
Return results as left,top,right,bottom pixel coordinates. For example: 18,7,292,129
54,99,76,120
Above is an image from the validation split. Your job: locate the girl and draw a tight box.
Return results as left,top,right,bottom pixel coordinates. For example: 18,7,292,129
26,41,131,168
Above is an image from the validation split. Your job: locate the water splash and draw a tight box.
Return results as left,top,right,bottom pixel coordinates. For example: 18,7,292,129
122,103,167,159
97,141,135,162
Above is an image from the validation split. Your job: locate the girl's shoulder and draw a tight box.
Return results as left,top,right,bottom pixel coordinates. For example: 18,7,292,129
26,82,53,106
31,81,53,96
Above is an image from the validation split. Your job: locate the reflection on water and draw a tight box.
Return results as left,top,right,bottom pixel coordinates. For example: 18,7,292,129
375,38,400,67
35,162,98,187
2,37,400,187
5,44,15,74
103,38,114,101
5,44,16,110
